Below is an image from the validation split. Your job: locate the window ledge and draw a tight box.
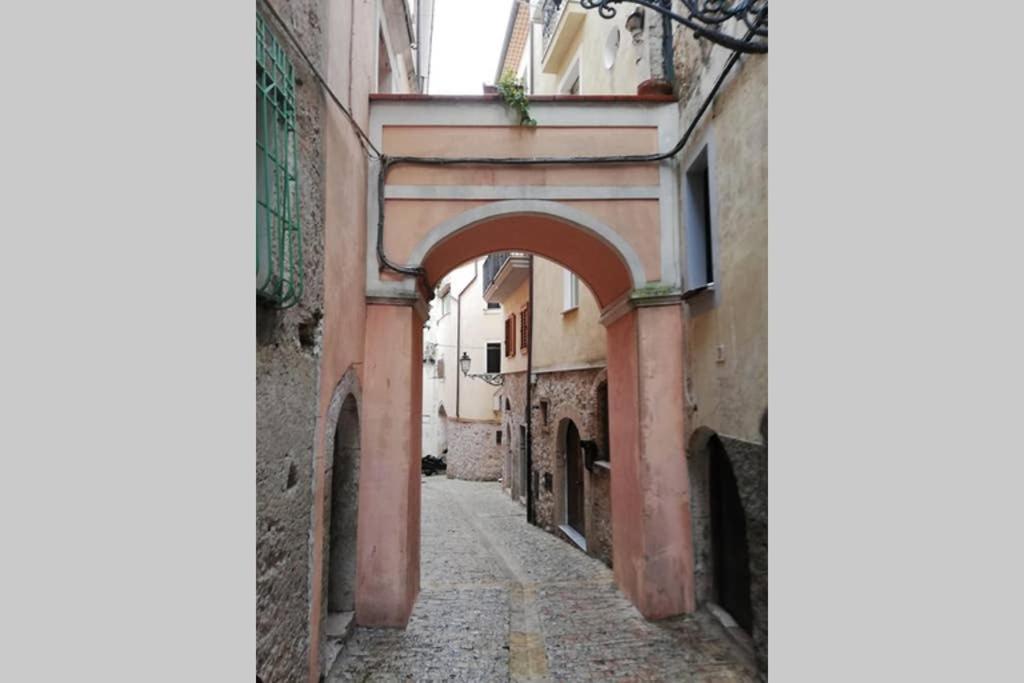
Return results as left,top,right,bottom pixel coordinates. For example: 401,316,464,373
593,460,611,472
681,282,715,301
561,305,579,314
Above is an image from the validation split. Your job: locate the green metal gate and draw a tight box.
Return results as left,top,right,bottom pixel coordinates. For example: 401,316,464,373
256,14,303,308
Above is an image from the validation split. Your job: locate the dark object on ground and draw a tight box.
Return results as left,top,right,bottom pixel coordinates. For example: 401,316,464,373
422,454,447,476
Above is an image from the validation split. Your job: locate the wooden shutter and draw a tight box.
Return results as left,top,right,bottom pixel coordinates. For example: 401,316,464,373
505,314,516,357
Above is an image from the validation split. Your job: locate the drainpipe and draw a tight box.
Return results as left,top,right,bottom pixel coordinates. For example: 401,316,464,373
525,255,535,525
661,13,675,85
455,259,479,419
529,16,535,94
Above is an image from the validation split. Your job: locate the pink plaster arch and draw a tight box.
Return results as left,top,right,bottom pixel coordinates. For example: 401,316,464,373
411,201,648,309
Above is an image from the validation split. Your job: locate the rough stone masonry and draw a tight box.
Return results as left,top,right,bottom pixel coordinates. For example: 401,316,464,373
256,1,326,681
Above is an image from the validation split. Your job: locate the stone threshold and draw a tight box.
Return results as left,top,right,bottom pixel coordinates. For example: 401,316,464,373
706,603,760,677
559,524,587,552
321,611,355,679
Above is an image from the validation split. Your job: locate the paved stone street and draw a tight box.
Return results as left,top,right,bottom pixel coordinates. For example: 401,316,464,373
327,478,757,682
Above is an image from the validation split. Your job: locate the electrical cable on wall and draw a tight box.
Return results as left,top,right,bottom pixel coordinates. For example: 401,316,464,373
374,22,759,281
260,1,760,286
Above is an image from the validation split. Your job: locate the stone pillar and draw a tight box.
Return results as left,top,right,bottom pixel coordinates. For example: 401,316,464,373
605,302,695,619
355,300,423,626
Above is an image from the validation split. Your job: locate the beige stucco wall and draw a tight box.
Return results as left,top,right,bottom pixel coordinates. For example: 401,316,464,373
676,46,767,446
500,276,530,375
531,257,607,370
526,10,644,96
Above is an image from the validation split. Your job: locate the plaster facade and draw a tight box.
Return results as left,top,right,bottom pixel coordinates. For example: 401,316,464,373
256,1,433,681
670,15,768,674
256,3,766,681
493,4,770,673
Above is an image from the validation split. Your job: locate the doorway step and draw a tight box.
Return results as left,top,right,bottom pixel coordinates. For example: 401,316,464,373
321,611,355,676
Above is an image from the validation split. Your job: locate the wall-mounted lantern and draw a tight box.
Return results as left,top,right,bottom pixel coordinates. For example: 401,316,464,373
459,351,504,386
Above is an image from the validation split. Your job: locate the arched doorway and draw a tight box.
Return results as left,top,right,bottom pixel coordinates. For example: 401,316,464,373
689,429,754,636
708,436,753,633
564,420,585,539
328,395,360,616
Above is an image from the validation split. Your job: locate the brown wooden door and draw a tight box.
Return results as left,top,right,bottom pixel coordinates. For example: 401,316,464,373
566,421,585,536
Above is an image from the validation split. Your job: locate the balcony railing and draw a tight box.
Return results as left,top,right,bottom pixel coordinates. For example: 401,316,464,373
541,0,564,54
483,251,511,292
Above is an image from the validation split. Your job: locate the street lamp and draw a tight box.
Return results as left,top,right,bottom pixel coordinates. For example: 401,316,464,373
459,351,504,386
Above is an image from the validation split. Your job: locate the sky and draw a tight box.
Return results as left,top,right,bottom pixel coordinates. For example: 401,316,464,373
428,0,516,94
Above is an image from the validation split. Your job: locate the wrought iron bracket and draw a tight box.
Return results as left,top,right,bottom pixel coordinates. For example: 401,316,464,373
465,372,505,387
579,0,767,54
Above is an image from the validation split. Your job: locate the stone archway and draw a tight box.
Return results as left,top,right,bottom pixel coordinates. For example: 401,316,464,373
356,200,695,627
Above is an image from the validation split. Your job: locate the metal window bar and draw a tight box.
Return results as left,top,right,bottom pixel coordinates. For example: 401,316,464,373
257,14,303,308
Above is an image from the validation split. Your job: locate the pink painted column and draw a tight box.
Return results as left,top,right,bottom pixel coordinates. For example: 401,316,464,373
355,301,423,626
606,303,695,619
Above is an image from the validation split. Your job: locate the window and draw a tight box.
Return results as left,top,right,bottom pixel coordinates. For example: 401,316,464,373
496,430,502,445
505,314,517,357
486,342,501,374
436,357,445,379
440,293,451,317
684,146,715,293
520,304,530,350
487,301,501,310
256,14,302,308
563,269,579,312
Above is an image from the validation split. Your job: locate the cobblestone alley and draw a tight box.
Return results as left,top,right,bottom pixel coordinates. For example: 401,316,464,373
327,478,758,682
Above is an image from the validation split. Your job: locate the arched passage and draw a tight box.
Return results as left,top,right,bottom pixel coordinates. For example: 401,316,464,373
411,201,646,309
357,204,694,627
317,370,362,671
328,394,360,615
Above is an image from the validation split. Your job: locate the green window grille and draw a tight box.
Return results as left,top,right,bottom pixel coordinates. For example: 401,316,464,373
257,14,303,307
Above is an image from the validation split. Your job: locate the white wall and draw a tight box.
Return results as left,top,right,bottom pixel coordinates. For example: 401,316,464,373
421,257,505,458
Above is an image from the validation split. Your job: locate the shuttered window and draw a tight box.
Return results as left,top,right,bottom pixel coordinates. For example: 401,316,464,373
505,314,516,357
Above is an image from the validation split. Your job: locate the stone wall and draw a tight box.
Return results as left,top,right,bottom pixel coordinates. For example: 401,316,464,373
498,368,614,567
445,419,503,481
256,2,326,681
499,373,528,500
530,368,612,567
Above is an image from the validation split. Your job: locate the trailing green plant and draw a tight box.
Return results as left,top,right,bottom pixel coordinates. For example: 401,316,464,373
497,71,537,127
